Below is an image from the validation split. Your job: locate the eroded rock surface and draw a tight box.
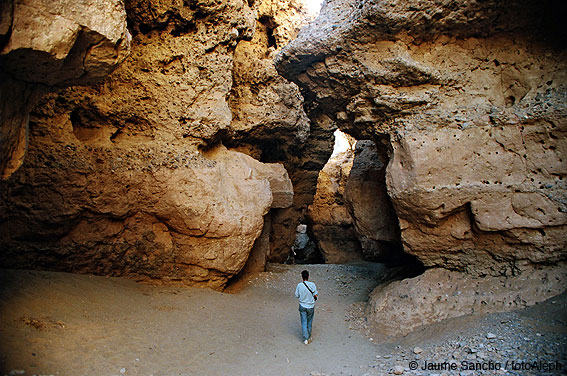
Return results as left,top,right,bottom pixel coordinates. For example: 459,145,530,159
0,0,131,179
0,112,292,289
309,135,403,263
226,0,314,263
0,0,303,288
367,265,567,337
277,0,567,276
309,133,360,263
344,140,402,262
277,0,566,332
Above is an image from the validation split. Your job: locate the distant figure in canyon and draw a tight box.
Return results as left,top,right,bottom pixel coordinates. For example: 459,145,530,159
295,270,319,345
290,224,319,264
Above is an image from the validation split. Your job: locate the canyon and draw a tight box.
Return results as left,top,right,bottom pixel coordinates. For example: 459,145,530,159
275,0,567,334
1,0,566,338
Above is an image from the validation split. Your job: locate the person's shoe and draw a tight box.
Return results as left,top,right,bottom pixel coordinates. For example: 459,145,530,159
308,337,312,344
303,339,309,345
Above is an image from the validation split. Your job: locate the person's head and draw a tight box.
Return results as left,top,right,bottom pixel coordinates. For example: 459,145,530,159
301,270,309,281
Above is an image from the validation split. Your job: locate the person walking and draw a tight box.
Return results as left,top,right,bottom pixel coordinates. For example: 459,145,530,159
294,270,318,345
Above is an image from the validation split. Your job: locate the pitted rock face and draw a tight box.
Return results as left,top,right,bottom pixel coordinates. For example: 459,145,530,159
1,0,565,300
0,0,304,288
224,0,330,264
366,265,567,337
0,0,131,180
0,124,292,289
276,0,561,77
276,0,567,276
1,0,131,86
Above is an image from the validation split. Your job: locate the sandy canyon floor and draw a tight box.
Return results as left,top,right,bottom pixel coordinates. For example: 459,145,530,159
0,264,565,376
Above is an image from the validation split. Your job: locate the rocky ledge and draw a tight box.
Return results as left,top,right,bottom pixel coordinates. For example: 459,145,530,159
0,0,131,179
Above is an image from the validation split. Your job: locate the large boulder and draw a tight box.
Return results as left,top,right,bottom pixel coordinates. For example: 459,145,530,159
0,128,292,289
367,265,567,337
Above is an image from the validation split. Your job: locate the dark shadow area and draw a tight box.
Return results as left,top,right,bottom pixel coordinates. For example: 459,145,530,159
258,16,277,49
286,222,325,265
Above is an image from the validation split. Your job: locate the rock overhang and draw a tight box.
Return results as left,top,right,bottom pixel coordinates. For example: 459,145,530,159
274,0,567,275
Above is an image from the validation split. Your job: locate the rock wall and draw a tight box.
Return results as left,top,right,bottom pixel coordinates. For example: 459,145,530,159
224,0,337,263
0,121,292,289
277,0,567,332
344,140,403,262
0,0,131,179
277,0,567,275
0,0,308,289
226,0,313,263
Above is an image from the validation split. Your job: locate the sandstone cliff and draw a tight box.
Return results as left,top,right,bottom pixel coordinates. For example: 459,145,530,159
0,0,131,179
0,0,308,289
277,0,566,332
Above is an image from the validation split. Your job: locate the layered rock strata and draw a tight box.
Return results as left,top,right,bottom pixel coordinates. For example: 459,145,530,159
0,0,307,288
277,0,566,332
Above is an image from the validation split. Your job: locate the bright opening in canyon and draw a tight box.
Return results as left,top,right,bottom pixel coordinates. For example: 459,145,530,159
303,0,324,15
331,129,353,158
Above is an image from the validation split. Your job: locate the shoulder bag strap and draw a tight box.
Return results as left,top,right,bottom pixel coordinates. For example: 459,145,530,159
303,281,315,296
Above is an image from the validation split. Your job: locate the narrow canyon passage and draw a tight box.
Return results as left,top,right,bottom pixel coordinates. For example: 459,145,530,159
306,130,410,266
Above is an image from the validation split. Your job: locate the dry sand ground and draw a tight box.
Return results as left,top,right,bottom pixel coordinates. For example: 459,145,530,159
0,263,565,376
